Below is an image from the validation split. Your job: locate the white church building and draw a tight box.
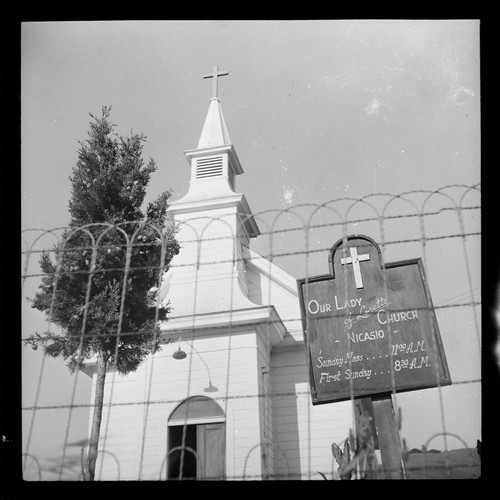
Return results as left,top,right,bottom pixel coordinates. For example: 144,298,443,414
85,68,354,481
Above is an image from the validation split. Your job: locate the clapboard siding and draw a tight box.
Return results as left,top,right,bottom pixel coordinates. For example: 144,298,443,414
92,330,269,480
271,347,352,480
256,330,274,477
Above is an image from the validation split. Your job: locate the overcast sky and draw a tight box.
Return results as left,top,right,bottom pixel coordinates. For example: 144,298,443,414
20,20,481,480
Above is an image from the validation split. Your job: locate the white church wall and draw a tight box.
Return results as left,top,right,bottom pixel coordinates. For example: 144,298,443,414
174,207,239,266
161,209,259,316
91,329,274,480
223,330,268,480
271,347,353,480
255,324,274,478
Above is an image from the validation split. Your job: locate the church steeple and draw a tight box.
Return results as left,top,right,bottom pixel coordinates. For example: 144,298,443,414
162,66,260,315
169,66,256,240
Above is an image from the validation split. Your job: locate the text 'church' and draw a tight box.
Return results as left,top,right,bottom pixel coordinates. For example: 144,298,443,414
83,67,353,480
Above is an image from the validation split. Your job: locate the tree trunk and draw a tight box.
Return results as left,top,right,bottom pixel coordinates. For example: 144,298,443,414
86,354,107,481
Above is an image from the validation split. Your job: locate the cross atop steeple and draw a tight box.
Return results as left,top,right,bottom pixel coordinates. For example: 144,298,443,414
203,65,229,100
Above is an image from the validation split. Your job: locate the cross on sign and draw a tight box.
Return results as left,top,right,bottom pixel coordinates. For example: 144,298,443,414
340,247,371,289
203,65,229,99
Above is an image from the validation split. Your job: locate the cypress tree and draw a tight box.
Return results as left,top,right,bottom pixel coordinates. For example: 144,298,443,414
27,106,179,480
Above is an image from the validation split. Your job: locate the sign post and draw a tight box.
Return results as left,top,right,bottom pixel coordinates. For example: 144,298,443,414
297,235,451,479
371,394,405,479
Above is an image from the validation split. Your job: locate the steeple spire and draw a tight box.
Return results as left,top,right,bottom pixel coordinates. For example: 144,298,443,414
197,98,232,149
197,66,231,149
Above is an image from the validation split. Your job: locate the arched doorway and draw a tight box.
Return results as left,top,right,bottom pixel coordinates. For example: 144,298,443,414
167,396,226,480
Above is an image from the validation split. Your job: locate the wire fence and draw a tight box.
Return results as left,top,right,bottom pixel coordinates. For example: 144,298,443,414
21,184,482,481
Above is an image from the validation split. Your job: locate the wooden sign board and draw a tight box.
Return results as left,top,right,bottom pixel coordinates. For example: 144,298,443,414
297,235,451,405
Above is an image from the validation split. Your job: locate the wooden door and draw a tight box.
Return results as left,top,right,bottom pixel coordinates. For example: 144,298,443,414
197,423,225,480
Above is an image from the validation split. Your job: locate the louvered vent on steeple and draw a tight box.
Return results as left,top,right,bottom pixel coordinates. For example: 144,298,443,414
195,156,224,179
